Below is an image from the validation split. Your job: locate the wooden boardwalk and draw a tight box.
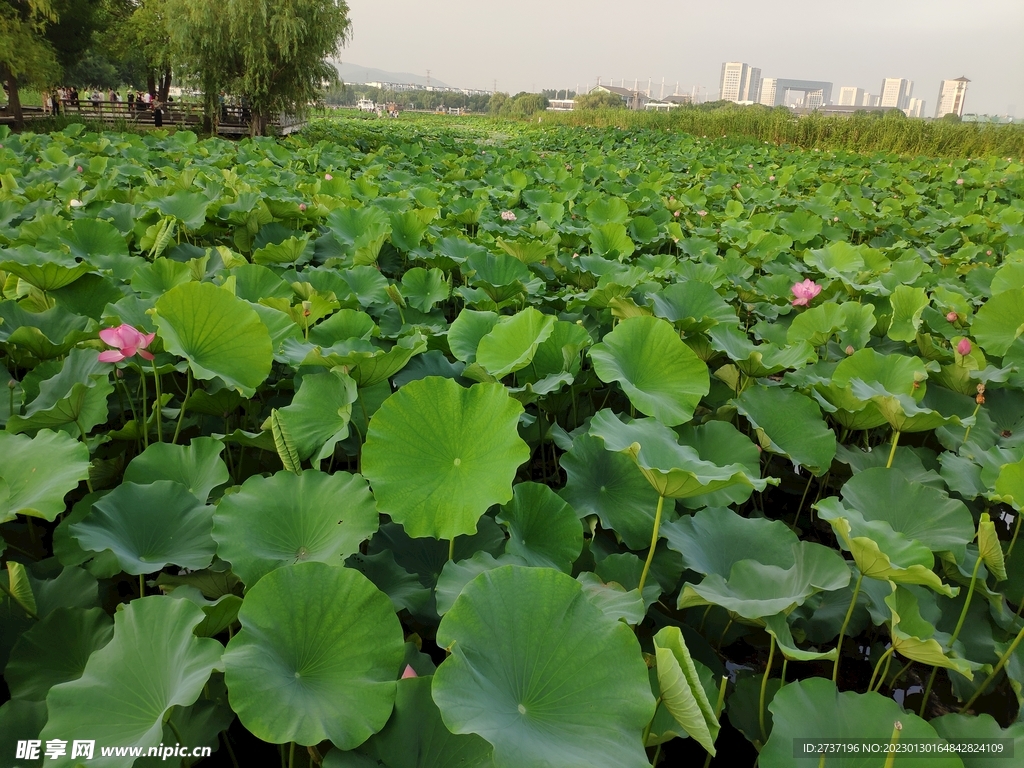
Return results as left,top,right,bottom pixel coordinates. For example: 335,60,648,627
0,100,306,136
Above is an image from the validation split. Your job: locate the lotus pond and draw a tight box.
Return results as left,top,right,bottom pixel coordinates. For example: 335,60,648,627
1,116,1023,767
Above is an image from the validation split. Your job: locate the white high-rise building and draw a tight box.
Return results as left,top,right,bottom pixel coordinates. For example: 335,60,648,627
838,86,866,106
905,98,926,118
935,77,970,118
862,93,879,107
720,62,760,103
758,78,777,106
880,78,913,110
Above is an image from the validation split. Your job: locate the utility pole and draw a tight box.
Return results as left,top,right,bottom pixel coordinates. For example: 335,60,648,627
493,79,497,94
426,70,431,89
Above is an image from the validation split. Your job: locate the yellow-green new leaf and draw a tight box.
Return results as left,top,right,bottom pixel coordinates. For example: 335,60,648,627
653,626,720,755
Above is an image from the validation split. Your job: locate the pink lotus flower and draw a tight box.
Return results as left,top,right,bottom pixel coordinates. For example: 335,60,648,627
769,175,775,181
957,338,972,356
956,178,964,185
697,210,707,217
946,311,958,323
324,173,333,180
500,210,517,222
401,665,417,679
298,203,307,212
791,279,822,307
76,165,83,173
98,324,156,363
673,210,680,217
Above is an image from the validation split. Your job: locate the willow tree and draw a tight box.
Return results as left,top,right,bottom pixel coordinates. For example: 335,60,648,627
167,0,350,135
0,0,60,126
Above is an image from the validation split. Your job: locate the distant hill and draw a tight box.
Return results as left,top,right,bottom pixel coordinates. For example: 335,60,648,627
331,61,448,89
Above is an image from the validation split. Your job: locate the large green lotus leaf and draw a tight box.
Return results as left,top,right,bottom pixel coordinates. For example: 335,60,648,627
676,420,762,508
390,210,430,252
528,320,591,378
213,470,378,587
62,218,135,279
832,347,927,397
0,700,46,768
252,234,310,266
362,377,529,539
348,675,495,768
649,280,737,334
150,190,210,229
707,324,816,378
787,302,876,349
448,309,501,364
312,334,428,388
653,626,720,755
267,368,357,462
6,348,113,438
41,597,223,768
433,565,655,768
0,429,89,523
71,481,216,575
496,482,582,572
667,509,849,619
154,280,273,397
781,210,823,244
735,386,836,476
840,468,974,557
589,409,769,499
559,432,663,549
815,503,955,595
5,606,113,701
224,562,404,747
972,287,1024,356
576,572,646,624
476,307,555,378
849,380,959,433
885,586,975,678
590,222,635,259
0,301,92,359
590,316,709,426
123,437,229,502
586,197,630,226
931,714,1024,768
401,267,449,313
763,613,838,663
991,457,1024,510
888,285,930,342
761,678,965,767
0,246,93,290
435,551,530,615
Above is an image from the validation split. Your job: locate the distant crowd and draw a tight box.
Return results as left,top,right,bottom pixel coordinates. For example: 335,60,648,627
41,87,174,114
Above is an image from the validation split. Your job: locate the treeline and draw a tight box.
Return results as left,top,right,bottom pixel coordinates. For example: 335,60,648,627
1,0,351,134
538,104,1024,157
324,82,492,113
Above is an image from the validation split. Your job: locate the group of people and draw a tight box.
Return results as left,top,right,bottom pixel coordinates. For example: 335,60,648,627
41,87,170,126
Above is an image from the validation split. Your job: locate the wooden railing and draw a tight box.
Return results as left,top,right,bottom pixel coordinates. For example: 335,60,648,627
1,100,305,135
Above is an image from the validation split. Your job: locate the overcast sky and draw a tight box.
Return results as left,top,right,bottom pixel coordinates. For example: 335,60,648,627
338,0,1023,116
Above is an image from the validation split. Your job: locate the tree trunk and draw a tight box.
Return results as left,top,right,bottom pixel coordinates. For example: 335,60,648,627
1,66,23,129
147,71,156,98
251,111,268,137
158,70,171,102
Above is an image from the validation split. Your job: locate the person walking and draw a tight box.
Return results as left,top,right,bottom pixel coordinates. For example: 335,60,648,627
153,99,163,128
127,90,135,113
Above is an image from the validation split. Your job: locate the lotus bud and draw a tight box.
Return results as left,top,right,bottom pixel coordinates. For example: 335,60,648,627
946,311,958,323
385,284,406,309
299,203,307,212
401,665,417,679
7,379,14,390
76,165,83,173
673,210,680,217
324,173,333,180
301,300,312,318
976,393,986,404
957,338,972,356
977,383,986,394
845,345,855,355
769,175,775,181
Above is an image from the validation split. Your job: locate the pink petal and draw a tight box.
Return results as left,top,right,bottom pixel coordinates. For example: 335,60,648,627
401,664,417,679
120,345,138,358
98,350,126,363
99,327,125,346
138,349,155,360
791,297,809,307
140,332,156,347
957,339,972,356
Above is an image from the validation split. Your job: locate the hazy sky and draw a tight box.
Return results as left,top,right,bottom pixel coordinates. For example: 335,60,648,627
338,0,1023,116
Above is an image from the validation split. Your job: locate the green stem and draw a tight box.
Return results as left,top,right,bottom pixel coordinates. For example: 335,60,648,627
168,717,190,768
791,472,814,532
1007,513,1022,558
637,495,666,595
139,573,145,598
641,697,661,748
702,676,728,768
960,622,1024,712
151,359,163,443
885,429,900,469
172,369,192,445
781,658,789,686
882,721,903,768
651,744,662,766
288,742,295,768
759,633,776,743
221,732,240,768
832,571,864,683
448,536,456,562
138,362,148,448
961,401,982,445
868,646,896,693
119,376,141,450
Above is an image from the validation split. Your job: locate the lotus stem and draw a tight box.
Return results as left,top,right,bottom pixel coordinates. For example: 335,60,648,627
885,429,900,469
960,622,1024,712
651,744,662,766
448,536,456,562
1007,513,1022,558
882,721,902,768
868,645,895,693
119,376,141,450
139,573,144,598
637,495,666,595
759,633,776,743
791,472,814,532
151,358,163,442
137,362,148,448
641,696,661,747
172,368,192,445
703,677,728,768
961,401,982,445
288,742,295,768
781,658,788,686
832,571,864,683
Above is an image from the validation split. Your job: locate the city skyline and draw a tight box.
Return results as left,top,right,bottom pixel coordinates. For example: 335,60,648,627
337,0,1022,117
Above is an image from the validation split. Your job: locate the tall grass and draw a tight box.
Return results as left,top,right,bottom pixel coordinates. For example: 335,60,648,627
537,106,1024,158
